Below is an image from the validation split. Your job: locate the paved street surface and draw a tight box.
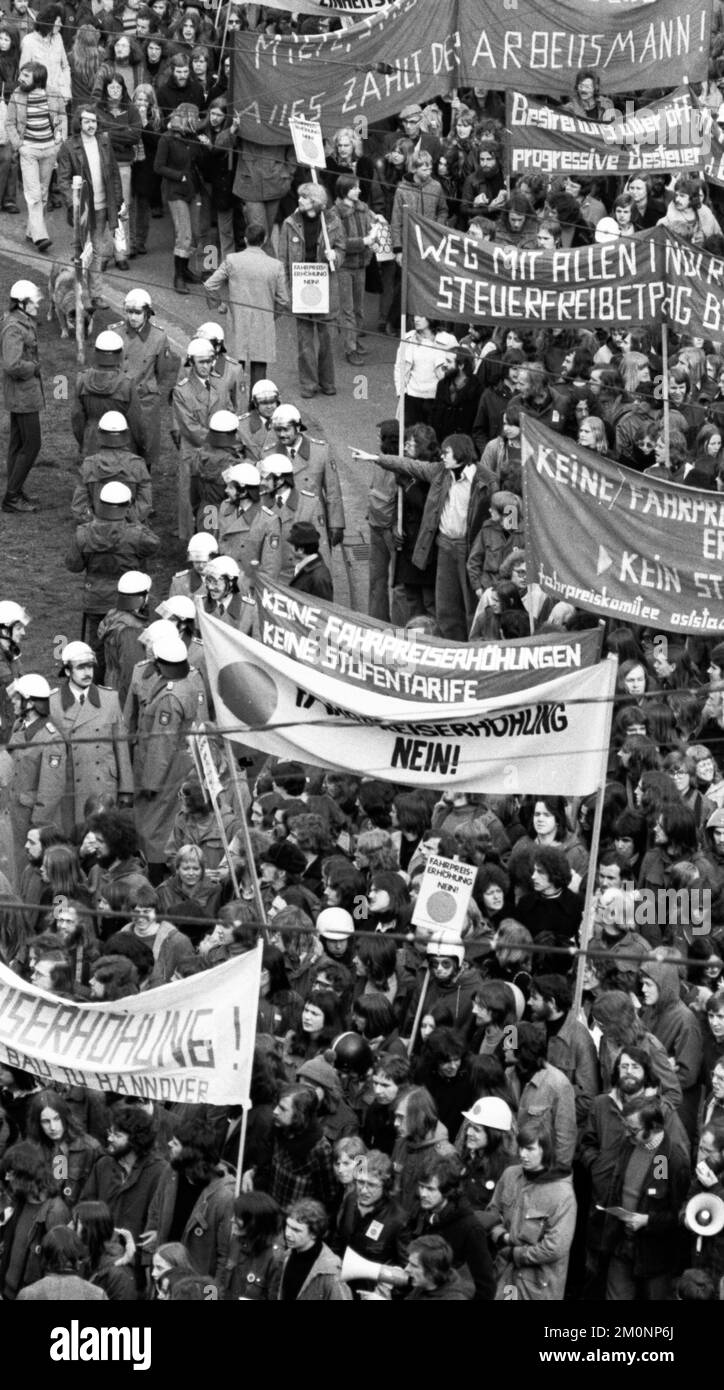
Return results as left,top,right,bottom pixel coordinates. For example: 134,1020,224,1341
1,204,402,613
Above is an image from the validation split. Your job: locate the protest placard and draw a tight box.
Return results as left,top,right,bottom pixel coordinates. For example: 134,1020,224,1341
522,415,724,636
292,262,330,314
289,116,327,168
412,853,476,937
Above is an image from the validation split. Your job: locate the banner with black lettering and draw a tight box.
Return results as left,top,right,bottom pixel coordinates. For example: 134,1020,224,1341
521,415,724,636
0,946,262,1105
507,87,713,179
200,610,617,795
254,576,603,701
231,0,710,143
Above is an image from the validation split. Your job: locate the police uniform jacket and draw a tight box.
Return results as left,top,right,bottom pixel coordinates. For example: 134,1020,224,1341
132,666,209,863
172,371,235,462
217,499,282,581
262,432,345,532
71,449,152,524
237,408,275,462
48,682,134,834
65,517,161,614
111,320,173,403
8,713,66,836
71,367,147,457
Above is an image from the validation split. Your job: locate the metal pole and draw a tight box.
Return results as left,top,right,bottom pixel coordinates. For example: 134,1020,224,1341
571,654,619,1020
661,322,670,471
224,735,269,941
407,965,430,1056
394,204,409,597
234,1102,250,1197
72,175,85,366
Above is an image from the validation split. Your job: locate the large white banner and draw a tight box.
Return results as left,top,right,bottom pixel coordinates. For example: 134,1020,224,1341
201,611,617,795
0,944,262,1106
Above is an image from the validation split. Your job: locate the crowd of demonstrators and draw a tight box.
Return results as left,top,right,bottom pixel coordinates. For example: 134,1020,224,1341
6,13,724,1307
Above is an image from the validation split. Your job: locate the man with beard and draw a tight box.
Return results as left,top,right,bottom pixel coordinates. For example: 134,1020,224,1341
279,183,345,399
242,1084,337,1215
0,1141,69,1300
579,1047,689,1299
80,1104,170,1250
143,1119,235,1287
82,808,143,918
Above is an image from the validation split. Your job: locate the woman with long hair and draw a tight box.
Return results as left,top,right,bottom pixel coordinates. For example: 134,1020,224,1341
457,1096,517,1216
149,1241,198,1299
69,23,102,112
369,136,413,332
26,1090,101,1206
95,69,141,268
284,989,345,1069
130,80,162,248
73,1199,137,1300
392,1085,449,1214
506,796,587,897
154,99,202,292
196,95,236,258
189,42,213,110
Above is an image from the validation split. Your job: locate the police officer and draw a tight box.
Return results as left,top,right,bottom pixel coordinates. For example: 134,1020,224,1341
218,461,282,583
65,480,160,647
97,570,152,707
48,641,134,837
237,378,280,461
264,403,345,547
200,555,255,635
196,320,246,414
71,330,148,460
2,279,44,514
173,336,236,542
169,532,219,600
71,411,152,524
132,627,209,881
0,601,30,749
123,618,178,735
112,288,174,472
155,594,210,709
190,408,243,535
259,453,321,583
7,674,66,868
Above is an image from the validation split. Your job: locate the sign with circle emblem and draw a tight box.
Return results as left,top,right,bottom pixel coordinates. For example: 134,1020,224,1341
412,853,477,937
289,117,326,169
292,263,330,314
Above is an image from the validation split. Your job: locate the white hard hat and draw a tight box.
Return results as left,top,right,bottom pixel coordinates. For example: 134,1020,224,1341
197,321,225,342
251,378,279,401
152,631,188,663
156,596,197,622
261,452,294,477
223,462,260,488
117,570,151,595
595,217,620,245
99,481,132,505
460,1096,514,1132
271,404,302,428
426,932,465,965
125,287,152,310
62,641,96,664
317,907,354,940
206,555,240,582
187,336,215,359
187,532,219,560
10,279,41,303
95,329,124,352
139,618,177,650
434,331,459,350
209,409,238,433
8,673,51,701
99,411,128,433
0,601,31,628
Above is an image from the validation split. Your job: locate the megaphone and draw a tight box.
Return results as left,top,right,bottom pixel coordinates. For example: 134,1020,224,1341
341,1247,409,1287
684,1192,724,1252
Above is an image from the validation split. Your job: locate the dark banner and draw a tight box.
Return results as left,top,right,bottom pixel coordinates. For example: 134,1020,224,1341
521,415,724,636
231,0,711,143
406,212,724,334
507,87,713,178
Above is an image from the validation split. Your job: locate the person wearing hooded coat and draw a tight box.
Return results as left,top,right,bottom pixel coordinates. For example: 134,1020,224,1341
295,1055,360,1146
487,1121,576,1300
639,951,703,1140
